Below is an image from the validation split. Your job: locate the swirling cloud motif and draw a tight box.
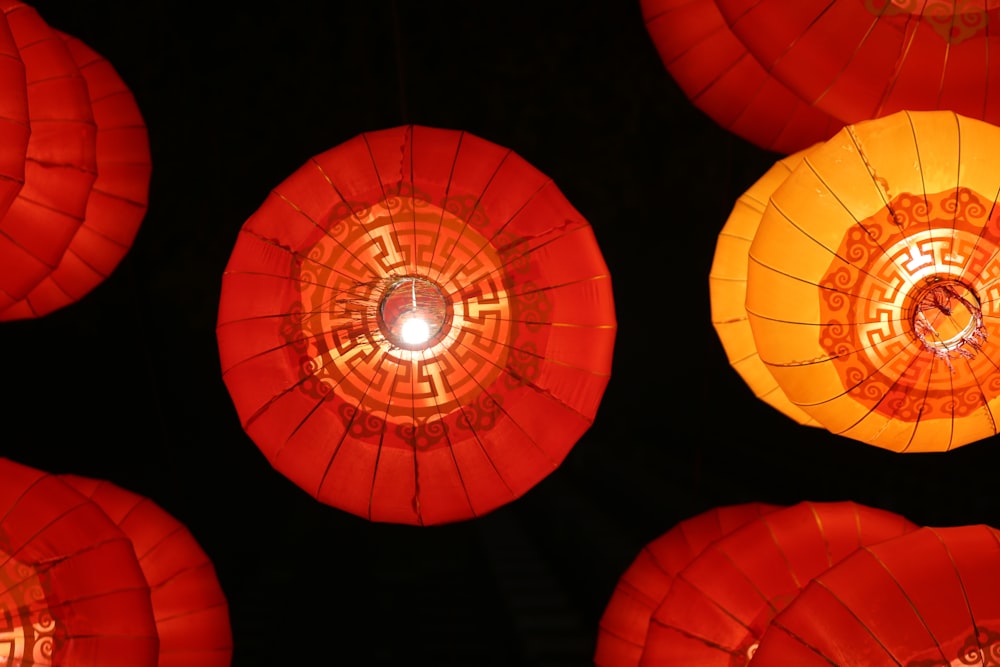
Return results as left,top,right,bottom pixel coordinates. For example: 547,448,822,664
746,110,1000,451
217,124,616,526
0,458,158,667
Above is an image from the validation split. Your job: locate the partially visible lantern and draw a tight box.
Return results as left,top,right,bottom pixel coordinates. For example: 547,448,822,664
0,0,150,320
640,501,916,665
710,145,821,427
0,458,158,666
639,0,843,153
595,503,781,667
751,524,1000,666
217,124,616,525
0,5,27,220
62,475,233,667
746,109,1000,451
715,0,1000,127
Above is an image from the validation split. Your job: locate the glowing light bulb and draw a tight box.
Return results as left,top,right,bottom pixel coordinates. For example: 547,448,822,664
400,316,431,345
378,276,448,350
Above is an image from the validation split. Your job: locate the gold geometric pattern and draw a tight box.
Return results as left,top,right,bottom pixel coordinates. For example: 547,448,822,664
0,554,56,666
818,187,1000,421
281,183,544,450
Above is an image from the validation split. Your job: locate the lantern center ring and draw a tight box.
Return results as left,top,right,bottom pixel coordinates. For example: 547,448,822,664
908,277,987,366
377,276,449,350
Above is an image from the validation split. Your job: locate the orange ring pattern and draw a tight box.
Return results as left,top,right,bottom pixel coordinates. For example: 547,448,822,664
818,187,1000,421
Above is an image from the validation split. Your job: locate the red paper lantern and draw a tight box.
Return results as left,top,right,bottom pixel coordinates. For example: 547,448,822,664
0,0,150,320
217,124,616,525
0,458,158,666
0,6,27,221
639,501,917,665
715,0,1000,127
62,475,233,667
595,503,781,667
751,524,1000,666
640,0,843,153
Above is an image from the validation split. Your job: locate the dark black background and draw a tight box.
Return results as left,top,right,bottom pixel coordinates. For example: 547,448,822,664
2,2,998,665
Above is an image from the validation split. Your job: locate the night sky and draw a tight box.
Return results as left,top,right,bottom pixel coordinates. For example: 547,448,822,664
2,2,999,665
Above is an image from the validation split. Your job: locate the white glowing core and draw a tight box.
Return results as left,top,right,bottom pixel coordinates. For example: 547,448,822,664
400,317,432,345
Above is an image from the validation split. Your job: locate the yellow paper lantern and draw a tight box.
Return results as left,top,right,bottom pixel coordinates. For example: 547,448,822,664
746,109,1000,452
710,146,821,427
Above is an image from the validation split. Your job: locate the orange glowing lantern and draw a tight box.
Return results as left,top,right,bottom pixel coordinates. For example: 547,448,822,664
217,124,616,525
751,524,1000,666
595,503,781,667
62,475,233,667
639,0,843,153
710,145,821,427
0,458,158,666
0,0,150,320
746,109,1000,451
639,501,917,665
715,0,1000,127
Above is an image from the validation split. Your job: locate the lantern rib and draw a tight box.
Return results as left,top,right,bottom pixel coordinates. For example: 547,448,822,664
903,109,948,279
872,9,923,119
269,189,380,281
793,577,905,665
807,502,834,572
428,146,516,286
864,535,964,663
799,153,917,291
646,613,749,662
308,345,396,508
722,53,802,148
423,130,463,283
765,0,851,105
365,359,405,522
432,348,532,494
133,521,187,562
755,620,842,666
308,157,395,268
433,344,514,515
362,129,410,276
656,558,761,650
442,176,553,284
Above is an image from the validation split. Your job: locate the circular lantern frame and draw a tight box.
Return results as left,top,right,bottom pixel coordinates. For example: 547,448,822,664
217,124,616,526
746,109,1000,452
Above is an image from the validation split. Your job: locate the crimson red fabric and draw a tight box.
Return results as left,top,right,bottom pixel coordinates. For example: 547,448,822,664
640,0,842,153
0,1,149,320
639,500,917,665
751,524,1000,666
62,475,233,667
595,503,781,667
715,0,1000,126
0,458,158,666
217,124,616,525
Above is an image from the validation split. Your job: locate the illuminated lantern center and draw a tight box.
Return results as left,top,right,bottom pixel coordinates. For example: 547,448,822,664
378,276,448,350
908,278,986,360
